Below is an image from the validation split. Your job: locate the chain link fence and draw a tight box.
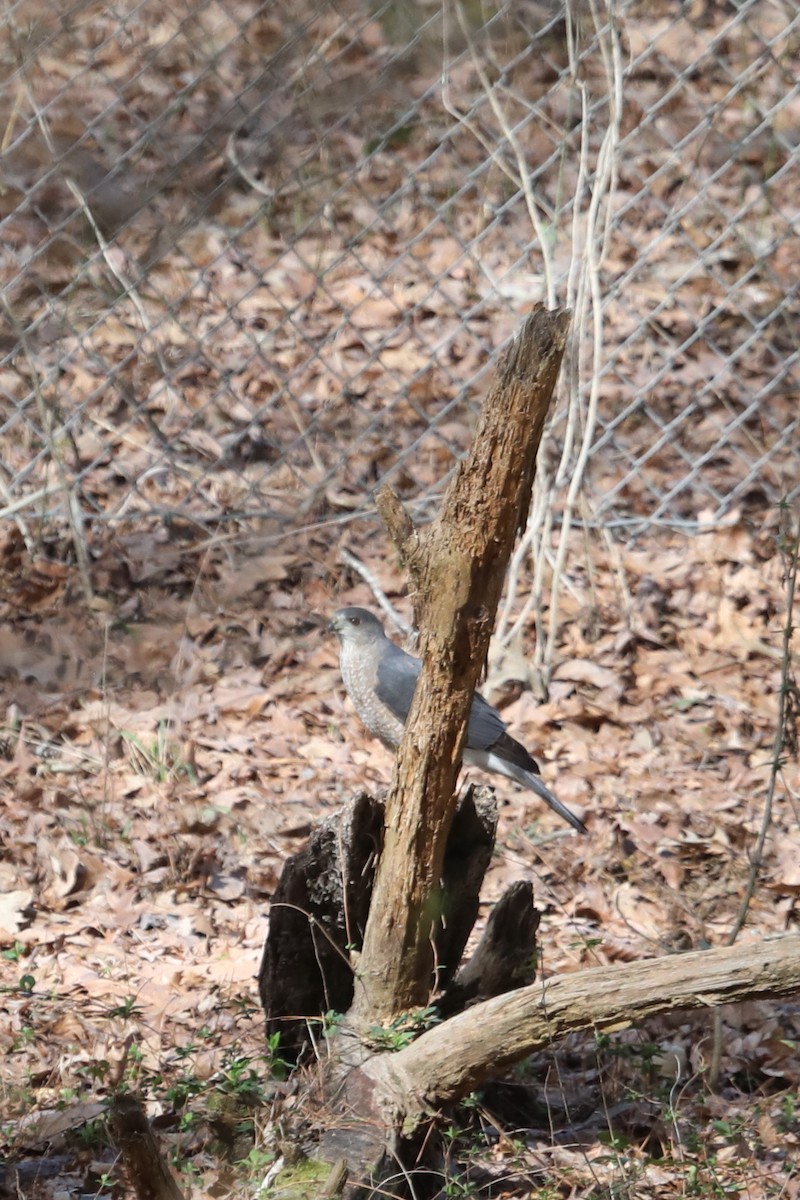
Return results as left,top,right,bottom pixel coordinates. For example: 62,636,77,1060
1,0,798,578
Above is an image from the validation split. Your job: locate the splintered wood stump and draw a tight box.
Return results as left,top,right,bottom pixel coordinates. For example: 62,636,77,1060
258,793,383,1054
437,881,540,1019
259,789,546,1196
258,787,516,1055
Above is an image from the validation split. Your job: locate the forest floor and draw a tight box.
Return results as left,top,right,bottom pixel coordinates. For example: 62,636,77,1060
1,508,798,1200
1,0,799,1196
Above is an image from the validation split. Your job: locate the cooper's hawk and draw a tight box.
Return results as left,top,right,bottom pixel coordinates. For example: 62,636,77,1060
329,606,586,834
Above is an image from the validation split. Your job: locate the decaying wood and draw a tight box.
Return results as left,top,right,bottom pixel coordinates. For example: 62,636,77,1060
437,881,539,1018
259,793,383,1052
317,936,800,1188
362,933,800,1121
260,788,500,1052
108,1093,185,1200
434,787,498,993
376,487,417,565
320,1159,349,1197
355,305,571,1022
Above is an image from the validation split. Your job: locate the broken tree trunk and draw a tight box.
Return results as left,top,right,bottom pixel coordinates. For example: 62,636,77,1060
259,788,501,1050
352,304,571,1023
258,793,384,1055
108,1093,185,1200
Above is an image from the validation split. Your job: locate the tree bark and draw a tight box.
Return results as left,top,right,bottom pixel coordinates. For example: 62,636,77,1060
258,793,383,1054
108,1093,185,1200
436,881,540,1018
357,934,800,1122
434,787,498,993
259,788,501,1055
353,305,571,1023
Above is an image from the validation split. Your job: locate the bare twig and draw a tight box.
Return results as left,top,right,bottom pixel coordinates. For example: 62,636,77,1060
225,129,277,198
0,466,37,555
443,0,557,309
0,482,61,522
480,1,623,682
338,547,412,636
542,6,623,674
708,509,800,1086
728,513,800,941
0,295,94,602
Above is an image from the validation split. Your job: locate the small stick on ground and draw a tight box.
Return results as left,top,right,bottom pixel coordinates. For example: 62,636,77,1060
108,1093,185,1200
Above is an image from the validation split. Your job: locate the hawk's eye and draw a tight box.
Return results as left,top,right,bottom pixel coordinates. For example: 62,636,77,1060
348,616,361,626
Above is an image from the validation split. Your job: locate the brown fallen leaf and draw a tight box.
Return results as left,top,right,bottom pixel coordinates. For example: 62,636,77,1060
713,596,780,660
552,658,622,691
208,872,246,902
0,889,35,939
613,882,664,942
15,1101,106,1144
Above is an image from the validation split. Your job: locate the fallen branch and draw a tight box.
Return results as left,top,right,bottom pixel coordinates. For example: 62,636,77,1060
357,933,800,1120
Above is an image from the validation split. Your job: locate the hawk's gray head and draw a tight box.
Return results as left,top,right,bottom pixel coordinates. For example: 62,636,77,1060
329,606,386,647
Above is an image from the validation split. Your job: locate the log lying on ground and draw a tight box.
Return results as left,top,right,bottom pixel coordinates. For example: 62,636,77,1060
349,933,800,1128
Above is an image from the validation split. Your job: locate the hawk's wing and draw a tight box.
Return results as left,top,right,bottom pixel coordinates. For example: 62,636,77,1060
375,642,421,723
376,642,507,750
464,690,507,751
